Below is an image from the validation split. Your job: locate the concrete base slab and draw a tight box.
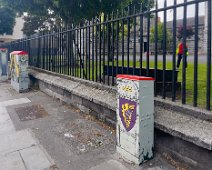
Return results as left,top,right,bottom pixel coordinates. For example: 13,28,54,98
20,145,53,170
0,76,8,82
0,152,26,170
88,159,129,170
145,167,163,170
117,146,141,165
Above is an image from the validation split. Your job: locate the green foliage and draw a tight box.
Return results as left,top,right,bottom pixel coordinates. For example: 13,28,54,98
0,7,16,35
2,0,154,36
150,22,172,43
22,14,63,36
177,26,194,40
150,22,172,50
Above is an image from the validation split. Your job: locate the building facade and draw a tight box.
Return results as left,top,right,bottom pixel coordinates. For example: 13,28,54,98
0,17,24,45
204,2,212,53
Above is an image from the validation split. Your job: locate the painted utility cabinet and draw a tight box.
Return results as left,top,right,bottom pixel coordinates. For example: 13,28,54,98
0,48,8,76
10,51,29,93
116,74,154,165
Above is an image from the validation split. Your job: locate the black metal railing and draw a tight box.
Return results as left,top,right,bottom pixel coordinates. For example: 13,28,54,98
2,0,211,110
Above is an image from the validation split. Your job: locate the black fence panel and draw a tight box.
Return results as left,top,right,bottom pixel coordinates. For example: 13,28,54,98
1,0,211,111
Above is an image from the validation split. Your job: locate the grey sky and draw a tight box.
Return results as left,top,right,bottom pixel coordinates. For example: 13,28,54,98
156,0,205,21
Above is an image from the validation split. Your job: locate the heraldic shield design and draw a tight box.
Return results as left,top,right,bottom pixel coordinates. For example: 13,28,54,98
119,97,137,132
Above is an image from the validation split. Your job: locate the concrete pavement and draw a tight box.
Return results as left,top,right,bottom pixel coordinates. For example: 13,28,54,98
0,89,55,170
0,81,185,170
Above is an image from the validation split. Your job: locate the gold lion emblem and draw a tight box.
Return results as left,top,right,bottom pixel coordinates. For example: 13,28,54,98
122,103,135,128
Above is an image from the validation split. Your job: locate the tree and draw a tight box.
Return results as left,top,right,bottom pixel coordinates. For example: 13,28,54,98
177,25,194,40
150,22,172,51
0,7,16,35
2,0,154,36
22,13,63,36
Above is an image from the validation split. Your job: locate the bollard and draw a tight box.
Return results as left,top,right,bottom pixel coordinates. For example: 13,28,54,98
10,51,29,93
116,74,154,165
0,48,8,76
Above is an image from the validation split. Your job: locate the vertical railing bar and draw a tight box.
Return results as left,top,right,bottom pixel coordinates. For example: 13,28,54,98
127,5,130,74
140,4,143,76
99,16,102,83
82,25,85,78
70,29,73,76
47,33,49,71
80,27,82,78
92,19,95,81
154,1,158,96
77,26,79,78
46,32,49,71
172,0,177,101
88,22,91,80
37,35,40,68
121,9,124,74
85,23,88,80
67,28,69,75
43,32,45,69
59,28,62,74
62,29,64,74
193,1,199,107
57,29,60,73
95,19,98,82
48,33,50,71
206,0,211,110
52,32,54,72
57,29,59,73
61,28,63,74
162,0,167,99
48,32,50,71
63,28,66,74
116,10,120,82
102,15,106,84
133,6,136,75
65,28,68,75
74,28,77,77
182,0,187,104
112,12,115,86
107,15,110,85
146,5,150,77
50,31,54,72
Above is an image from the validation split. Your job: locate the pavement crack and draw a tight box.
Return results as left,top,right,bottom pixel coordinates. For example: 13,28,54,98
19,151,28,170
4,144,37,156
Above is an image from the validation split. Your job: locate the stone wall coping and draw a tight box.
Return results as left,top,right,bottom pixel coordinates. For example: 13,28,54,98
29,67,212,150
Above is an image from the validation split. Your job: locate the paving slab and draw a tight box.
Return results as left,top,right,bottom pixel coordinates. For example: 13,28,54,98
1,98,31,107
0,151,26,170
20,145,53,170
0,129,38,155
0,119,15,135
0,111,11,123
0,106,8,114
